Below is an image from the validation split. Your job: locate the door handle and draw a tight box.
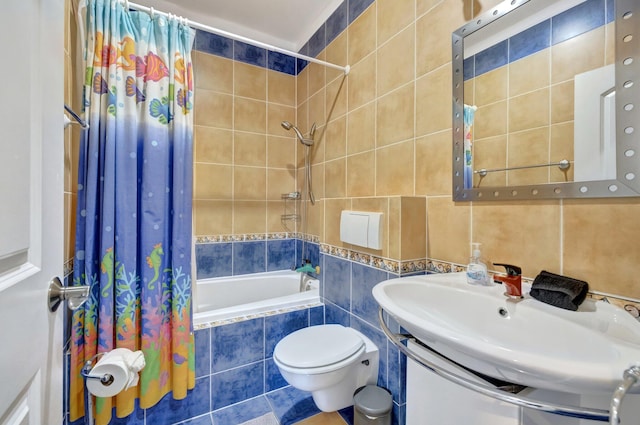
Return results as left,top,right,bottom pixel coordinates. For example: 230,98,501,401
48,276,90,312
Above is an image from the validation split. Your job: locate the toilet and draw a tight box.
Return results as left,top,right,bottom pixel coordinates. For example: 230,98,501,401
273,324,379,412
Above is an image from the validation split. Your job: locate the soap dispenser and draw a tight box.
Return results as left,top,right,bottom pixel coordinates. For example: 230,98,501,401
466,243,491,286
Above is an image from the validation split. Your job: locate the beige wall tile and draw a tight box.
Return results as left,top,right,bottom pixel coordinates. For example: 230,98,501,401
509,50,550,97
326,76,348,122
388,197,401,259
325,198,351,246
234,166,266,200
473,101,507,139
267,103,296,136
297,67,309,105
194,200,232,235
377,84,415,147
234,201,267,234
234,62,266,100
347,151,376,197
605,22,615,65
550,123,574,182
311,163,325,200
308,56,326,97
507,127,549,186
267,201,290,233
473,201,561,278
509,88,549,133
326,32,348,84
325,158,346,198
195,90,233,129
348,4,377,65
64,193,76,261
564,199,640,298
347,103,376,155
416,67,452,136
348,53,377,111
416,132,452,196
234,132,266,167
234,98,266,133
268,70,295,106
416,0,466,77
267,136,296,169
352,197,390,256
376,140,414,196
195,163,232,199
550,81,574,124
377,0,415,45
309,89,326,130
551,27,605,84
474,66,507,106
401,197,427,260
427,197,470,265
307,199,325,239
195,127,233,164
267,169,296,200
194,52,233,94
377,25,416,97
464,79,475,106
325,116,347,161
472,135,507,188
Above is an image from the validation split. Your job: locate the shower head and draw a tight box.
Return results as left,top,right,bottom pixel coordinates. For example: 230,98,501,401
281,121,314,146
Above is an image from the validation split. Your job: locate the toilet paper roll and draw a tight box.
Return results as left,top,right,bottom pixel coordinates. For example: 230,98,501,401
86,348,145,398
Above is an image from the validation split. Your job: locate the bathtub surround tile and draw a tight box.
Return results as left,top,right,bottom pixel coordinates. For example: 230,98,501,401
349,0,375,24
212,317,265,372
233,241,267,275
146,377,211,424
195,328,211,378
308,24,326,59
268,51,296,76
267,239,296,271
212,362,264,410
324,300,351,327
213,396,273,425
309,305,324,326
266,386,321,425
195,30,233,59
326,1,348,46
196,243,233,279
265,309,309,357
180,415,214,425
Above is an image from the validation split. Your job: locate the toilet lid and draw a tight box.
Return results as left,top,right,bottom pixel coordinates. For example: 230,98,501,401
274,325,365,369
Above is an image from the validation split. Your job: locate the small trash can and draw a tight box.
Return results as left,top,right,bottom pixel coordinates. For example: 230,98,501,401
353,385,393,425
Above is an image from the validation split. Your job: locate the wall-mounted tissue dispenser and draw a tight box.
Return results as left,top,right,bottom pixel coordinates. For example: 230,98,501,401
340,210,383,250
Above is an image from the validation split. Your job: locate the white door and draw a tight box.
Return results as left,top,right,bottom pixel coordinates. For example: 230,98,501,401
0,0,64,424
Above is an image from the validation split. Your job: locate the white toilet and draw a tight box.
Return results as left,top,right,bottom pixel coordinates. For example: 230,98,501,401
273,324,380,412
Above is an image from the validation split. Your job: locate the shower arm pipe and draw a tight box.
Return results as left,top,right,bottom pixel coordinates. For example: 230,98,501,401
124,1,351,75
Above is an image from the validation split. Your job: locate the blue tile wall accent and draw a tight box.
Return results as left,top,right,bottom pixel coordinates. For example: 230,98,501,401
388,344,407,405
326,1,348,46
106,400,145,425
194,30,233,59
196,243,232,279
267,239,296,271
268,51,296,75
351,263,389,328
474,39,508,77
145,378,211,424
324,255,351,310
266,357,289,391
308,24,327,59
212,396,273,425
266,386,321,425
309,305,325,326
297,42,310,74
339,406,355,425
349,0,375,24
194,328,211,378
233,241,266,275
325,299,351,327
234,40,267,67
351,315,389,388
552,0,605,45
265,309,309,357
212,317,264,372
509,19,550,63
211,361,264,410
465,0,609,80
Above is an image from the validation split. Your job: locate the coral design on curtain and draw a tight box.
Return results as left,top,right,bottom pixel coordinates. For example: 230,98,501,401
463,104,477,189
69,1,195,423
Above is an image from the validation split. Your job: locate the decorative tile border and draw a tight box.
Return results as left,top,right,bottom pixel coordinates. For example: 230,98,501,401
195,233,295,244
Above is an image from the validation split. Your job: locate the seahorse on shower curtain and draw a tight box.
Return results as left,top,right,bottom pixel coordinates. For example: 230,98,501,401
100,248,115,298
146,243,164,290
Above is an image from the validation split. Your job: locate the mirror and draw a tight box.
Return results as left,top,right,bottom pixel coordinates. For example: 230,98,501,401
452,0,640,200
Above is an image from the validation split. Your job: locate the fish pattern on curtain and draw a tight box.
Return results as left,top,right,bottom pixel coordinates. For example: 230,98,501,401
69,1,195,423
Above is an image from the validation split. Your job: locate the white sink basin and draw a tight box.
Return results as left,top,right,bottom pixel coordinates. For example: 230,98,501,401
372,272,640,395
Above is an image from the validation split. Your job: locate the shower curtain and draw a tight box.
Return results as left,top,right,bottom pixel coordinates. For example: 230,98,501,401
463,104,477,189
69,1,195,423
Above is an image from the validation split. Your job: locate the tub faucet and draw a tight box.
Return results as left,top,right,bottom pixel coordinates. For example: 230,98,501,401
493,263,523,298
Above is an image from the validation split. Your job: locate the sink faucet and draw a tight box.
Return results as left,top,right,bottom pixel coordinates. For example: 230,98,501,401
493,263,523,298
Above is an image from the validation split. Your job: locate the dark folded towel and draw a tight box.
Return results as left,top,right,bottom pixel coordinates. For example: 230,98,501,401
530,270,589,311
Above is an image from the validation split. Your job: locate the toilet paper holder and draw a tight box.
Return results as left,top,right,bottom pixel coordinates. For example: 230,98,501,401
81,353,115,387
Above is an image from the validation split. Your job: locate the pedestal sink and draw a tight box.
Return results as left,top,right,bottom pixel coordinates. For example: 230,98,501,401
372,272,640,395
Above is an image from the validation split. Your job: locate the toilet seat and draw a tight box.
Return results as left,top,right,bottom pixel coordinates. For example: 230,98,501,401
274,325,365,370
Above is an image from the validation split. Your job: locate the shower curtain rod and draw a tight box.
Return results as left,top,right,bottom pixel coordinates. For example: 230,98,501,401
125,1,351,75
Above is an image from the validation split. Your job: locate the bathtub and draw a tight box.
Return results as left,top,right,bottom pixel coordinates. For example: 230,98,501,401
193,270,321,326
